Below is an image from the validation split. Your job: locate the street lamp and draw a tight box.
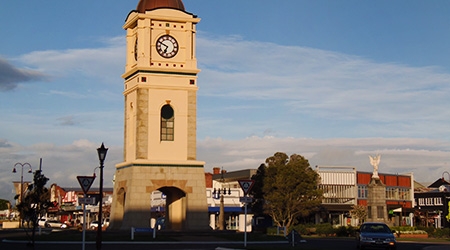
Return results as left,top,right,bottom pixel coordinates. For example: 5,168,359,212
12,163,32,204
96,143,108,250
12,162,32,228
212,168,231,230
213,186,231,230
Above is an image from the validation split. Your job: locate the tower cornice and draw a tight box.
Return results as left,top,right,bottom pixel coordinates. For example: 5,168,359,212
122,68,200,80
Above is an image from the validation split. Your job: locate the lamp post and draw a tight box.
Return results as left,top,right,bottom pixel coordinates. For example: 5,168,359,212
12,163,33,203
12,162,32,227
213,168,231,230
213,187,231,230
96,143,108,250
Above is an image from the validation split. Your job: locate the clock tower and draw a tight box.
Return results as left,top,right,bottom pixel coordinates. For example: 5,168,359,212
110,0,209,230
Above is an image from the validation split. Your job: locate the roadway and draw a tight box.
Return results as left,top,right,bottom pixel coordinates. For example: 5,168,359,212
1,229,449,250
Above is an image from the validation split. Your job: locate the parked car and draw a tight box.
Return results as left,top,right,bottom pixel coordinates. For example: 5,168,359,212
45,220,68,229
38,219,46,227
356,222,396,250
104,218,110,227
89,219,109,230
89,221,101,230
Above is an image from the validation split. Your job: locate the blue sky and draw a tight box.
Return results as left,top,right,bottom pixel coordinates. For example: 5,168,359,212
1,1,450,202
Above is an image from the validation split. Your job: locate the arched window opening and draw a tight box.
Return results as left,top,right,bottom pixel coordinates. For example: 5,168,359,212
161,104,174,141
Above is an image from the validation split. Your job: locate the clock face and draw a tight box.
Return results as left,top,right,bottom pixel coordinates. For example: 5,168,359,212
156,35,179,58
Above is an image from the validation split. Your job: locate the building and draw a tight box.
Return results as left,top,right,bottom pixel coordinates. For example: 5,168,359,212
414,177,450,228
48,184,113,227
316,166,357,225
316,166,414,227
208,167,255,231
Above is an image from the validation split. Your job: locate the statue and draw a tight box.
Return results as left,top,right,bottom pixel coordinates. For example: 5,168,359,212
369,154,381,179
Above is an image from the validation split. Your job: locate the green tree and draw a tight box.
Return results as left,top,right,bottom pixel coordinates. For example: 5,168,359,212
16,170,51,246
350,204,367,225
262,152,323,229
249,164,266,216
0,199,10,210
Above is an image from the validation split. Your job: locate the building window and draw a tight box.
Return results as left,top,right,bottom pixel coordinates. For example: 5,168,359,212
320,184,356,204
385,187,410,200
358,185,368,199
377,206,384,219
386,187,398,200
161,104,174,141
367,206,372,219
398,188,410,200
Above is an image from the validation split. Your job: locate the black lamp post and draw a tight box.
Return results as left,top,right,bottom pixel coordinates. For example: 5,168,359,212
12,163,33,203
212,168,231,230
12,162,32,228
213,187,231,230
96,143,108,250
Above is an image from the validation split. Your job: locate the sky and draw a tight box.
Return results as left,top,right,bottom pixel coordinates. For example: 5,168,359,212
1,0,450,203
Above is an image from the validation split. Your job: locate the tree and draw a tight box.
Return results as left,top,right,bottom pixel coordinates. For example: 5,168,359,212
0,199,10,210
249,164,266,216
350,204,367,225
261,152,323,229
16,170,51,246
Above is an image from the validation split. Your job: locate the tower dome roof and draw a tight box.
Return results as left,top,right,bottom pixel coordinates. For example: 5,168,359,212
137,0,185,13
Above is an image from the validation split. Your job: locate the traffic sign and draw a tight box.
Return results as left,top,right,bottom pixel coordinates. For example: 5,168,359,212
78,197,96,205
238,180,255,196
77,176,96,194
239,196,253,203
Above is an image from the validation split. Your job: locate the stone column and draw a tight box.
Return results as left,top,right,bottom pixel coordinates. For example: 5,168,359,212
367,177,388,223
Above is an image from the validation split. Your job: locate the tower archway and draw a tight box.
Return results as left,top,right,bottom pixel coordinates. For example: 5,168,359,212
110,188,126,228
158,186,186,230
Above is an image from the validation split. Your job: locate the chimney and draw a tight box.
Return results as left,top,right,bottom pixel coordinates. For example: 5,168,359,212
213,167,221,175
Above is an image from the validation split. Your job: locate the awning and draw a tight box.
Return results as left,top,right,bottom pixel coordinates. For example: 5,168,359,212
208,207,247,213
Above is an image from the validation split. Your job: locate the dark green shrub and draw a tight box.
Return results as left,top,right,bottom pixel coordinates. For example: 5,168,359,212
334,225,357,237
315,223,335,236
335,226,348,237
291,223,311,235
266,226,278,235
347,225,357,237
427,227,450,238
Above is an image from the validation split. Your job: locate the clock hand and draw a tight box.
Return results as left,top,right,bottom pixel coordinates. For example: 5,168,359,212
161,43,168,52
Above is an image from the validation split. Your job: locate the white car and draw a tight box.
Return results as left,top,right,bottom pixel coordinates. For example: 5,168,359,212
90,219,109,230
89,221,99,229
45,220,68,229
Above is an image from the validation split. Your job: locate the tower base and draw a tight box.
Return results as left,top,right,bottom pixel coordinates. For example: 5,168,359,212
109,161,210,231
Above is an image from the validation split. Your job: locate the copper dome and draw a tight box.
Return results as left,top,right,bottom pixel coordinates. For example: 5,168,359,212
137,0,185,13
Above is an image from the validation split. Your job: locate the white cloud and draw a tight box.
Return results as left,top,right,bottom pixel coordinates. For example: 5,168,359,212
15,36,124,85
198,136,450,184
1,34,450,203
196,34,450,140
0,140,121,204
